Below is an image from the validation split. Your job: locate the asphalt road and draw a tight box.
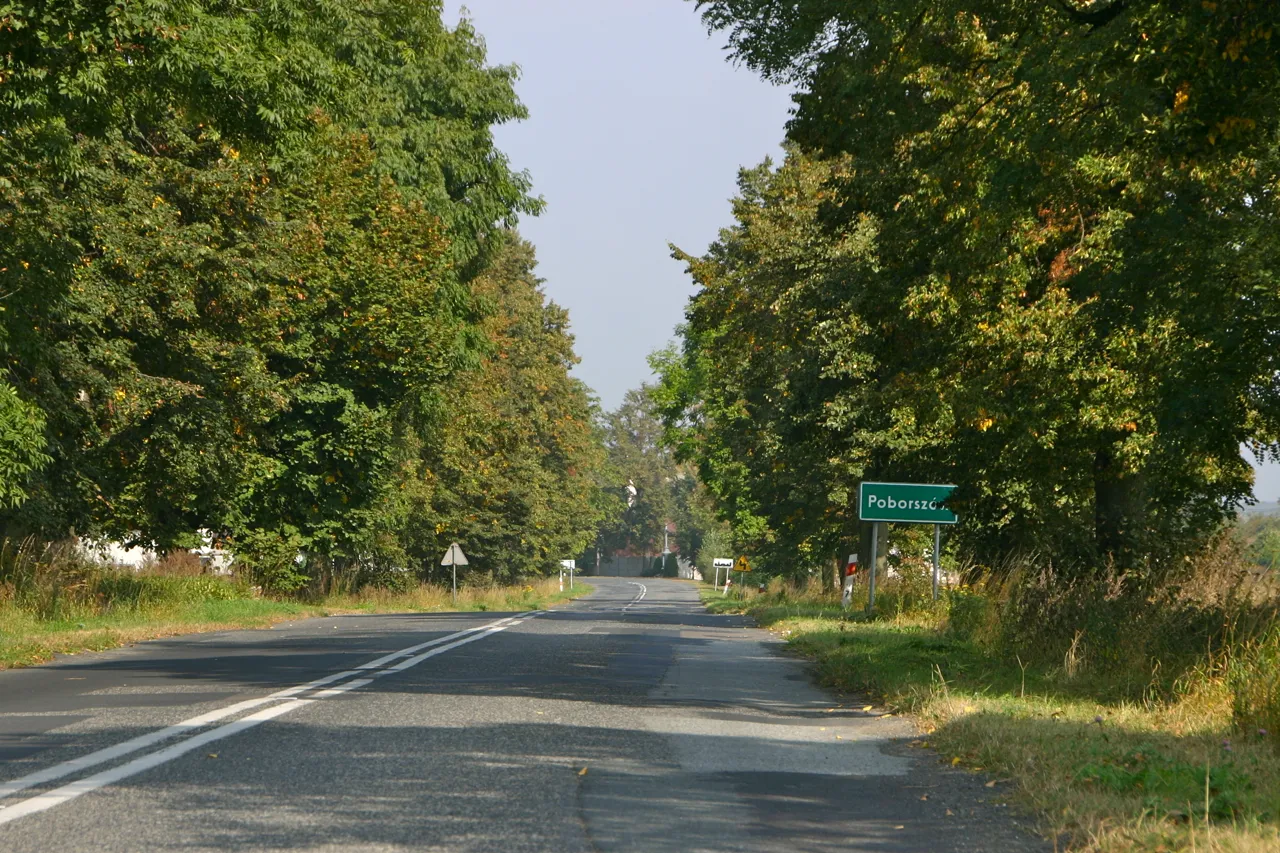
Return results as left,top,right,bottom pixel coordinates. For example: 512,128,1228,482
0,578,1048,851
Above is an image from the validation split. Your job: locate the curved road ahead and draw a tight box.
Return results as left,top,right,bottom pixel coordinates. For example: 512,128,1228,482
0,578,1045,851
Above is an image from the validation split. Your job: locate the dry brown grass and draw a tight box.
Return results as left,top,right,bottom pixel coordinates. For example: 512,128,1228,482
702,541,1280,853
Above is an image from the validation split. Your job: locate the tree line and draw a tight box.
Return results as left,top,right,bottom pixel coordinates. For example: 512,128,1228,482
655,0,1280,581
0,1,607,590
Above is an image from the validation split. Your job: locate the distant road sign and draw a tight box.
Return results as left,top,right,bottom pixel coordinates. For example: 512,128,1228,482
734,555,750,573
441,542,469,566
712,558,734,569
859,482,958,524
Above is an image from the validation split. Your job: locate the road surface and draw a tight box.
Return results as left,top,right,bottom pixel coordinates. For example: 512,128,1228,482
0,578,1046,851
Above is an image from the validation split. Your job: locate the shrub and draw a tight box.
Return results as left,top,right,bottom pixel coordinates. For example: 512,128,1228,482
1231,627,1280,750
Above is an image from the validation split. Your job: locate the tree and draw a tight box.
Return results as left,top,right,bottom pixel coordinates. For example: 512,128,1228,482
0,2,582,593
415,235,608,582
668,1,1280,573
594,387,679,559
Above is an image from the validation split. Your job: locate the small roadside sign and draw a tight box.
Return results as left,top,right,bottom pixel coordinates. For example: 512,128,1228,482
441,542,467,604
712,557,733,591
858,482,958,614
858,482,957,524
842,553,858,610
441,542,469,566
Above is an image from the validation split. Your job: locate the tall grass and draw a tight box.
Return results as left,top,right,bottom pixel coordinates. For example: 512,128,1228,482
0,538,251,621
0,538,588,669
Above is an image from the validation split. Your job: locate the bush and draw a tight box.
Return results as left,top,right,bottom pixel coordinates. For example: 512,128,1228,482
1232,627,1280,750
946,587,995,642
0,538,252,621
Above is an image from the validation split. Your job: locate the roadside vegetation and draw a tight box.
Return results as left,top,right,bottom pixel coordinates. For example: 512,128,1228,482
0,1,611,594
703,542,1280,852
0,540,588,670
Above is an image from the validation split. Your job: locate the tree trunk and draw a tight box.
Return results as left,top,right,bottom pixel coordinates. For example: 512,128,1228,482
1094,446,1146,565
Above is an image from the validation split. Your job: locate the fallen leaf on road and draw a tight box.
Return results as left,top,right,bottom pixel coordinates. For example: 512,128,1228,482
861,705,873,712
946,809,954,816
835,735,843,740
894,825,905,830
578,767,588,776
985,780,998,788
919,795,929,801
207,753,218,759
951,757,962,766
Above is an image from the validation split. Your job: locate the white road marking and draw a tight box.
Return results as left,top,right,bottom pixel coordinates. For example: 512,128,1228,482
0,699,311,826
0,611,541,821
623,583,647,612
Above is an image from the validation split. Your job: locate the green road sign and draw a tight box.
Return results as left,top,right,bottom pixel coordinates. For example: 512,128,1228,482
859,481,958,524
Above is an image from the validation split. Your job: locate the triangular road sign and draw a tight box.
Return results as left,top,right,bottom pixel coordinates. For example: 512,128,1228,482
441,542,468,566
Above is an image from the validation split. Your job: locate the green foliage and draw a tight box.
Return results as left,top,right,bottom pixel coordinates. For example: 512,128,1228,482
416,235,608,582
1231,627,1280,752
1237,513,1280,575
0,382,48,508
0,2,599,591
591,383,730,571
665,1,1280,576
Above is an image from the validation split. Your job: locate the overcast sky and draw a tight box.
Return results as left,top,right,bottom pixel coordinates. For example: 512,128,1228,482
442,1,1280,504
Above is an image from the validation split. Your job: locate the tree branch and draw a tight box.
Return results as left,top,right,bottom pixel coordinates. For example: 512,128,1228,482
1053,0,1130,28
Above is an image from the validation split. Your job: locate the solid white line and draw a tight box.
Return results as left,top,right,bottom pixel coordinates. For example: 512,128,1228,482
0,699,311,826
0,611,544,826
0,612,533,805
356,613,530,670
378,622,516,674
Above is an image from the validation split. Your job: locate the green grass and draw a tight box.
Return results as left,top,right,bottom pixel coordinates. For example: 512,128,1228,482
0,577,591,670
702,583,1280,853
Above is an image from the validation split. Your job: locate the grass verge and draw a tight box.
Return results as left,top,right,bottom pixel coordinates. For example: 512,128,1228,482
0,577,590,671
702,584,1280,853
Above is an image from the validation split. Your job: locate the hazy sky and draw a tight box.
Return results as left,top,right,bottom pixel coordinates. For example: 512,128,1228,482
443,0,791,407
442,1,1280,503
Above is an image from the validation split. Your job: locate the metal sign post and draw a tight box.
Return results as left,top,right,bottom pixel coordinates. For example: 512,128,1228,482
867,524,879,614
560,560,575,591
932,524,942,601
440,542,468,605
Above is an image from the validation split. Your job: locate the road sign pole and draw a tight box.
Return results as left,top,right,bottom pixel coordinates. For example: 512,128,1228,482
932,523,941,601
866,522,879,614
570,561,574,590
440,543,468,608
